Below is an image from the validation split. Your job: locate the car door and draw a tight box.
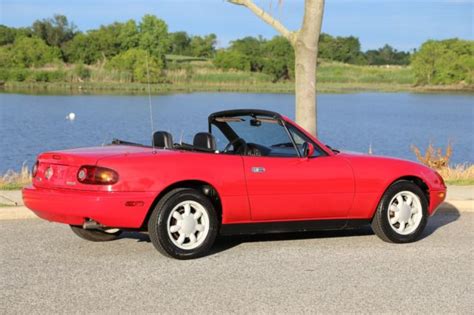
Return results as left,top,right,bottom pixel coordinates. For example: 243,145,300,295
243,154,354,221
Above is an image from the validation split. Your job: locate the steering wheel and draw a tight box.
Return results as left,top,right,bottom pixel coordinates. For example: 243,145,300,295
223,138,247,153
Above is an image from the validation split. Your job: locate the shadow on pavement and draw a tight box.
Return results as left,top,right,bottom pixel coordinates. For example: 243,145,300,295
115,204,461,256
209,227,376,255
420,203,461,239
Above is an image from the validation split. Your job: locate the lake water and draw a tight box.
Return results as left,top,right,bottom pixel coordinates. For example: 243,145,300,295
0,92,472,173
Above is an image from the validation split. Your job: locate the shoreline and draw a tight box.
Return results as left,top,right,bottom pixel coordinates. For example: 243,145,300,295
2,81,473,95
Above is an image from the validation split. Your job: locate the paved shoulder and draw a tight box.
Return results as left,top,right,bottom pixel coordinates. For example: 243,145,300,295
1,211,472,313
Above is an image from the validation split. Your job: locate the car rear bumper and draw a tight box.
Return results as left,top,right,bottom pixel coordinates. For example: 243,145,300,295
429,188,447,215
22,185,156,228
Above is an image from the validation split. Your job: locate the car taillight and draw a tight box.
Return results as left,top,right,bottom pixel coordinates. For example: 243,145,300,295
77,166,119,185
32,161,39,178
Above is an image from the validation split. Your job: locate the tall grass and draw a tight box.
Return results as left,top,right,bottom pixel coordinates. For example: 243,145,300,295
411,142,474,185
3,60,418,92
438,164,474,185
0,164,31,190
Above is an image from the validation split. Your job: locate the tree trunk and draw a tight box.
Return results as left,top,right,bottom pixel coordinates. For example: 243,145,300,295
294,0,324,137
227,0,325,136
294,41,317,136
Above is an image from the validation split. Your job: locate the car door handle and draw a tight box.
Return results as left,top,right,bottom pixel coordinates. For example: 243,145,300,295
251,167,266,173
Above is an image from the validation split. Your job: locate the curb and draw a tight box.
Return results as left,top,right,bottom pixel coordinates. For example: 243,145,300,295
0,206,38,220
1,201,472,221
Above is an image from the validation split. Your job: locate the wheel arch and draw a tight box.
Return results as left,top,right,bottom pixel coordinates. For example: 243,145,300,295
140,180,223,230
372,175,430,219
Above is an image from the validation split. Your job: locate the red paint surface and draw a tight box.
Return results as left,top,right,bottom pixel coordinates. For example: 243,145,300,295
23,116,446,229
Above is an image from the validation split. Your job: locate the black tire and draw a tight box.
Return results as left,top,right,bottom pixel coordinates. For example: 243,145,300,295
147,188,218,259
70,225,122,242
371,180,428,243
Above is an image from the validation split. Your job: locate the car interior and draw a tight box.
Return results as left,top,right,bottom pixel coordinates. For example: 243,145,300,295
111,112,328,158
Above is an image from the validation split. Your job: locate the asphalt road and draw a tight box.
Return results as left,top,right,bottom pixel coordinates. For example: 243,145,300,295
1,209,472,314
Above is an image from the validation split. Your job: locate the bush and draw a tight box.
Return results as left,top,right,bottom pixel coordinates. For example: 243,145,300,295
411,39,474,85
261,36,294,81
213,50,251,71
6,68,30,81
74,63,91,80
10,36,61,68
31,70,66,82
107,48,164,83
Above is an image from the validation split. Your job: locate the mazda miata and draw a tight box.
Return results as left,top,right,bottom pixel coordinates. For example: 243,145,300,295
23,109,447,259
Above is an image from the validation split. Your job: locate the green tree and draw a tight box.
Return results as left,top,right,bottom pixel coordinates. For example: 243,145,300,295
0,25,32,46
62,33,100,64
0,45,12,67
32,14,76,47
365,44,410,65
229,36,265,71
138,15,170,58
117,20,140,51
0,25,18,46
107,48,164,83
262,36,295,81
189,34,217,58
319,34,364,64
10,36,61,67
169,32,192,55
213,50,251,71
412,39,474,85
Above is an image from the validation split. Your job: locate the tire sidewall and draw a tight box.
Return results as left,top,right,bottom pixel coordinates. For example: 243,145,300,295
378,181,429,243
151,189,218,259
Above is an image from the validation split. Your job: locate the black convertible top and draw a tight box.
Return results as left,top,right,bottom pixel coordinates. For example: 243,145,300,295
208,109,282,122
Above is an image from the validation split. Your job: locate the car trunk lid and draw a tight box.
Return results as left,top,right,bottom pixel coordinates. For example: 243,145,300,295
33,145,153,190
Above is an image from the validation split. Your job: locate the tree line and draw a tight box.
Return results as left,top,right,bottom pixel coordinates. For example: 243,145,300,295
0,14,472,85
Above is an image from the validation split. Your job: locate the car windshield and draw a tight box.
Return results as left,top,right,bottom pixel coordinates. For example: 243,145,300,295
211,115,325,157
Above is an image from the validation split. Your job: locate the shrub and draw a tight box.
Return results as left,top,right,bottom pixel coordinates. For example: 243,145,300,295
10,36,61,68
74,63,91,80
8,68,30,81
411,39,474,85
411,142,452,169
213,50,251,71
31,70,66,82
107,48,164,83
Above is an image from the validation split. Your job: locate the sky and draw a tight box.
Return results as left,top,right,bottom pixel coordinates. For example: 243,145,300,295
0,0,472,51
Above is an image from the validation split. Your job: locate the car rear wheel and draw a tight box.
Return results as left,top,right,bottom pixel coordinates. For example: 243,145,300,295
148,188,218,259
70,225,122,242
371,180,428,243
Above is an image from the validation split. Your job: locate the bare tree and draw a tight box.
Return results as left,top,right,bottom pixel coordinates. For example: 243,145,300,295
228,0,324,136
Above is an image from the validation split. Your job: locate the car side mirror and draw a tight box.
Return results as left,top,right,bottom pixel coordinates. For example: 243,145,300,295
302,142,315,158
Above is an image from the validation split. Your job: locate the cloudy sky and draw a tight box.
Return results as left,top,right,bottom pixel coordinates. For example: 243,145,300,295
1,0,472,50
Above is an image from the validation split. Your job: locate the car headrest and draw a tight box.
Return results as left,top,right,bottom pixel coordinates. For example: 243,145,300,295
193,132,216,151
153,131,173,149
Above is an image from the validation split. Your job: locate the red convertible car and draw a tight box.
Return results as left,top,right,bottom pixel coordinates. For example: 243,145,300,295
23,109,446,259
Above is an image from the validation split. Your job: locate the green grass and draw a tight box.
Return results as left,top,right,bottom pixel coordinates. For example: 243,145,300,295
317,62,415,84
0,182,26,190
444,179,474,186
2,60,473,94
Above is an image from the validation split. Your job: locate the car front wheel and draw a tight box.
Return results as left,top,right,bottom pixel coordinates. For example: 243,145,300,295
148,188,218,259
371,180,428,243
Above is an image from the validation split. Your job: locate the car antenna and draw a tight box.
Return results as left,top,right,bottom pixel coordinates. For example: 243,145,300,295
145,52,156,153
